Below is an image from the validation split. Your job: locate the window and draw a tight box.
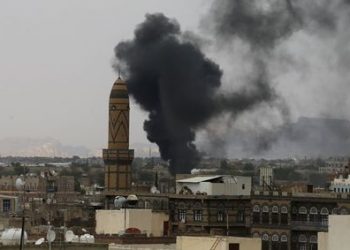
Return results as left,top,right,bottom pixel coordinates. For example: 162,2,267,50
310,207,318,222
310,235,318,250
262,234,269,250
3,199,10,212
298,206,307,221
242,184,245,190
262,206,269,224
299,234,307,250
237,210,245,223
193,210,202,221
271,234,279,250
272,206,279,224
229,243,240,250
178,209,186,222
217,211,224,222
320,207,329,225
281,206,288,225
253,205,260,224
281,235,288,250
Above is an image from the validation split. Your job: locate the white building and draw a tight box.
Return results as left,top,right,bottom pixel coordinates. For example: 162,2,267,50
95,209,168,236
176,236,261,250
176,175,251,196
318,215,350,250
329,175,350,193
259,166,274,188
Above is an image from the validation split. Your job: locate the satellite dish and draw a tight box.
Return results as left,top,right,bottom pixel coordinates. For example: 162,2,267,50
150,186,160,194
46,229,56,243
114,196,126,209
15,178,25,191
35,238,45,245
65,230,74,242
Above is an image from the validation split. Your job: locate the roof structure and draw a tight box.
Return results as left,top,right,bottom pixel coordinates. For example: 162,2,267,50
176,175,224,183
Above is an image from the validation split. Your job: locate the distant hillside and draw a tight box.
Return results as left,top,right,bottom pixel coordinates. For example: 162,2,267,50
0,137,92,157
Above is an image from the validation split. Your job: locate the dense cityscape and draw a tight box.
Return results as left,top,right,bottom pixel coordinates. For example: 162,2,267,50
2,1,350,250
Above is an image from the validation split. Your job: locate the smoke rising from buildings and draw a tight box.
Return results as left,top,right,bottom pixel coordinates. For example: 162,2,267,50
114,14,277,173
115,0,350,172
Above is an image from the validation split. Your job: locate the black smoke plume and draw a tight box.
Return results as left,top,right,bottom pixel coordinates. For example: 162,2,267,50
115,14,222,174
114,13,276,173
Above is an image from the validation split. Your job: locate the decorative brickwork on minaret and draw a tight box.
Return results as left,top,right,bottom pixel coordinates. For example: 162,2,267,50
103,77,134,191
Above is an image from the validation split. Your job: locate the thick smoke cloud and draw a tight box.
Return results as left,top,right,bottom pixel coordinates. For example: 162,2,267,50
115,14,222,173
114,0,350,171
114,13,276,173
199,0,350,156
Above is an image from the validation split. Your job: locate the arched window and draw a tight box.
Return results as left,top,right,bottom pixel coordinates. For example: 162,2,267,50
281,235,288,242
272,206,279,213
310,207,318,222
332,207,338,215
298,206,307,221
291,206,298,221
340,207,349,215
272,206,279,224
262,205,269,224
281,206,288,225
321,207,329,225
253,205,260,224
253,205,260,212
320,207,329,215
310,235,318,250
310,235,317,243
262,205,269,213
271,234,279,250
252,232,260,238
262,233,269,250
298,234,307,243
298,206,307,214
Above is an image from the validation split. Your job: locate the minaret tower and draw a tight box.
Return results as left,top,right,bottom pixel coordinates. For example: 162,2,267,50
103,77,134,191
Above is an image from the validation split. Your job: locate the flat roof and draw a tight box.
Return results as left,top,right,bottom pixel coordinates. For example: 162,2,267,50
176,175,224,183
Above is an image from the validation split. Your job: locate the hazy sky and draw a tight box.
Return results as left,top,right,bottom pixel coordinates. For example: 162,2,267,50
2,0,350,158
0,0,208,151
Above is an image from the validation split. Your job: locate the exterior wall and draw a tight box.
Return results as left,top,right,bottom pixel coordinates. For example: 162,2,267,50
151,212,169,236
260,167,273,187
318,232,328,250
176,176,251,196
95,209,168,236
176,236,261,250
0,243,108,250
327,215,350,250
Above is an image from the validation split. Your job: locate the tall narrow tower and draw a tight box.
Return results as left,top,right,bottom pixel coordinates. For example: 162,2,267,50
103,77,134,191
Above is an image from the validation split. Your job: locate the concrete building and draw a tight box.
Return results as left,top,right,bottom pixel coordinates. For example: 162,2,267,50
317,215,350,250
103,77,134,191
259,166,274,190
95,209,168,236
329,175,350,193
176,175,251,196
176,236,261,250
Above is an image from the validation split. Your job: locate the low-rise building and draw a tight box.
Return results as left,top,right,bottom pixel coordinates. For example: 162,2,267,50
318,215,350,250
176,175,251,196
95,209,168,236
176,236,261,250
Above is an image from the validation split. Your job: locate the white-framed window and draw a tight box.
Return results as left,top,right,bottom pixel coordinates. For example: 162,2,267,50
193,210,202,221
178,209,186,222
3,199,10,212
217,211,224,222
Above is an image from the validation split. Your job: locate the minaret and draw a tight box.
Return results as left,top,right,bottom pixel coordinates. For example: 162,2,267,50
103,77,134,191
